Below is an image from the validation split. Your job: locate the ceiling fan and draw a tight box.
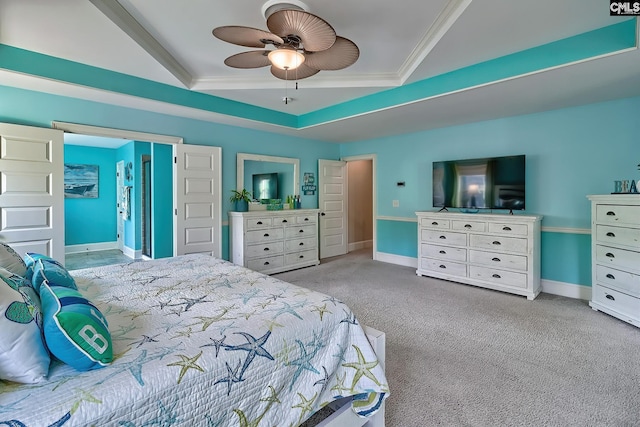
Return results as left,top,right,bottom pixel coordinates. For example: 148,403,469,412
212,1,359,81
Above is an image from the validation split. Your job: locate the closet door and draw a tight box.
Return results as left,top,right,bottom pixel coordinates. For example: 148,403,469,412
0,122,65,262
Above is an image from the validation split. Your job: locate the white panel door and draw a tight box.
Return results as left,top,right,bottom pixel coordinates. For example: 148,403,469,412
0,122,65,262
174,144,221,257
318,159,347,259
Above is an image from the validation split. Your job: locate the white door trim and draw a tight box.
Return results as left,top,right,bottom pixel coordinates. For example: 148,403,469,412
52,121,183,144
342,154,377,260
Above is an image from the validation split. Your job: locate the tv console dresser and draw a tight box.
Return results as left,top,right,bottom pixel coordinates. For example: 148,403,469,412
416,211,542,300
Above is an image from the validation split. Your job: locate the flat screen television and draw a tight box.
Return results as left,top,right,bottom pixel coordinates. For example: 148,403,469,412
432,155,526,211
253,172,278,200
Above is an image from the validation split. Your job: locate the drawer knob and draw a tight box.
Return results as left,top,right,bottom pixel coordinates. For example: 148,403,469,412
263,247,270,251
439,250,446,254
264,261,270,265
492,274,501,279
464,224,472,228
299,242,304,246
299,255,304,259
439,264,446,269
606,273,615,280
264,233,270,237
491,257,501,262
502,226,512,231
282,219,288,223
257,221,263,225
605,294,615,301
606,232,615,237
606,211,616,216
605,252,615,258
299,229,304,233
432,221,438,225
439,235,446,239
492,241,501,245
304,218,309,221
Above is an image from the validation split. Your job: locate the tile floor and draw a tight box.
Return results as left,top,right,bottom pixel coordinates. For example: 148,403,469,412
65,249,134,270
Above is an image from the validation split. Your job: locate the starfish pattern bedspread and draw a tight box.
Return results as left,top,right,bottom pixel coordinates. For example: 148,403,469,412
0,254,388,426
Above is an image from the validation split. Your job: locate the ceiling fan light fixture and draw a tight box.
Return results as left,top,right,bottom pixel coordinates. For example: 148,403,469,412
268,48,305,70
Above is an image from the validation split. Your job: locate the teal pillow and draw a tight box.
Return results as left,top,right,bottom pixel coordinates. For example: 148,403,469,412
40,281,113,371
32,258,77,293
24,253,58,281
0,267,50,383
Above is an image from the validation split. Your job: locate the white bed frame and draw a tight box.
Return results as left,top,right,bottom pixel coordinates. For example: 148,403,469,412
316,326,386,427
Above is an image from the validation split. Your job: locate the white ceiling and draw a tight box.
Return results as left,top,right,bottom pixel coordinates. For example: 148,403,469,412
0,0,638,143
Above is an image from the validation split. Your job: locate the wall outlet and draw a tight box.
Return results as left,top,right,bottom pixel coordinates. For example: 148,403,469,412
392,200,399,207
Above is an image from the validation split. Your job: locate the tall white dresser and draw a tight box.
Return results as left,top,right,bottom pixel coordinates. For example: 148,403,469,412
416,211,542,300
587,195,640,327
229,209,320,274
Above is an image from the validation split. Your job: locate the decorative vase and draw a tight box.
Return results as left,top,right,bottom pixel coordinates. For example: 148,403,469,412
235,200,249,212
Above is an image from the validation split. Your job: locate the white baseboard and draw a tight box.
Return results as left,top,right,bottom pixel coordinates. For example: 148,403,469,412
65,241,118,254
375,251,418,268
122,246,142,259
375,251,590,301
541,279,591,300
349,240,373,252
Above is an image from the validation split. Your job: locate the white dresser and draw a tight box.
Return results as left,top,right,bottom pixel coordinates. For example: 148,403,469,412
416,211,542,300
229,209,320,274
587,195,640,327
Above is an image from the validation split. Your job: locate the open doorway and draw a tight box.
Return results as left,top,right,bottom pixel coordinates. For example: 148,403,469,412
345,155,375,259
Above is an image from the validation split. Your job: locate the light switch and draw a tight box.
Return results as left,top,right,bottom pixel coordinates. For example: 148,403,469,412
392,200,399,207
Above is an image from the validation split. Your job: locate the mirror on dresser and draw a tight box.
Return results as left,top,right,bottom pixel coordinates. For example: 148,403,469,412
237,153,300,201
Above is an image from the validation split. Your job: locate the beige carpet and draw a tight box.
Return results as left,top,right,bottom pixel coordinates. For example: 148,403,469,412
275,249,640,427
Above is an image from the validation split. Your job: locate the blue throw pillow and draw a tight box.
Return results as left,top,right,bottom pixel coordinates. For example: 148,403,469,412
32,258,77,293
24,253,59,281
40,281,113,371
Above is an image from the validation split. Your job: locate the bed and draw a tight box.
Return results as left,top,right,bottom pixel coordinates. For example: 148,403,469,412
0,253,388,426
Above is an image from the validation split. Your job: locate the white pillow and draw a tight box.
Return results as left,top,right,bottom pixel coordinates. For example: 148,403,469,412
0,267,50,383
0,242,27,277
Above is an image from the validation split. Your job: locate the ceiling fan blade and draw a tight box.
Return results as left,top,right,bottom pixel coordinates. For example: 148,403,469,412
266,10,336,52
270,63,320,80
303,36,359,70
213,26,283,48
224,51,271,69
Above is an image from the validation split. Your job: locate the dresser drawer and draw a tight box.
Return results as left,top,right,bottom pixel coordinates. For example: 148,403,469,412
592,284,640,319
420,217,450,230
596,265,640,298
451,220,486,232
285,249,317,265
487,222,529,236
469,234,528,254
421,229,467,246
245,228,284,244
246,217,273,229
596,204,640,225
469,266,527,288
285,224,317,238
595,245,640,271
420,258,467,277
285,237,317,252
247,255,284,272
469,250,528,271
245,241,284,258
271,216,295,225
421,244,466,262
595,225,640,248
296,214,317,224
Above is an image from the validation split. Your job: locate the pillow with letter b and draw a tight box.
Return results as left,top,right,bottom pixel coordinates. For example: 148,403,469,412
32,258,77,293
39,281,113,371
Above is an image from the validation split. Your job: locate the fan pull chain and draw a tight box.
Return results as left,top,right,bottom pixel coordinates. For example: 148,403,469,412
285,68,289,104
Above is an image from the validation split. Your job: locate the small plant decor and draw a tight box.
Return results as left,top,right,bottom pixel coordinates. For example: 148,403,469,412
229,189,252,212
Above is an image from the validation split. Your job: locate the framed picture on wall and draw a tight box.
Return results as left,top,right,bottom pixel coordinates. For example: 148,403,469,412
64,164,98,198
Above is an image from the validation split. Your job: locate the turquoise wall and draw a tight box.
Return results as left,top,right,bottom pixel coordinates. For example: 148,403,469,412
0,84,339,260
64,145,117,245
342,96,640,286
152,143,174,258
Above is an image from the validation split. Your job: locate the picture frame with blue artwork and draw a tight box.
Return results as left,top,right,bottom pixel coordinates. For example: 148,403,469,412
64,164,98,198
